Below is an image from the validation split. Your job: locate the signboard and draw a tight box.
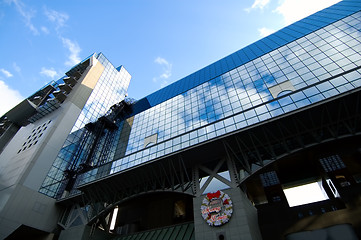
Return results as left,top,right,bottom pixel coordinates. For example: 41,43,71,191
201,190,233,226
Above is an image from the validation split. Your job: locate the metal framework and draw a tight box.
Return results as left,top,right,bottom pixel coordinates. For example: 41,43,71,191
62,100,133,193
222,89,361,182
56,89,361,230
59,156,196,231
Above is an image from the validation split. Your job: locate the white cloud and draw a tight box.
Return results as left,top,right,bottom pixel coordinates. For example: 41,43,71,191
7,0,39,35
40,67,58,78
153,57,172,87
44,7,68,31
0,80,24,116
258,27,276,37
154,57,172,79
246,0,270,12
12,62,21,73
154,57,169,66
41,26,49,34
62,37,81,67
275,0,342,25
42,8,81,68
252,0,270,10
160,80,169,88
0,69,13,78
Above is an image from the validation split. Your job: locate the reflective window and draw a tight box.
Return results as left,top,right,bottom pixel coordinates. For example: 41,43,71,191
58,10,361,193
40,54,131,198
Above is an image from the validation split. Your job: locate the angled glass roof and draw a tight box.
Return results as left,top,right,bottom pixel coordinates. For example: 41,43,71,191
133,0,361,111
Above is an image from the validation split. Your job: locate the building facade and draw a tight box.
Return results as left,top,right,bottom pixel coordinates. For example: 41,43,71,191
1,0,361,239
0,53,131,239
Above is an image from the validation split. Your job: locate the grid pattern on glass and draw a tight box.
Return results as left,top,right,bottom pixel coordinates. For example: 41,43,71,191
260,171,280,187
320,155,346,172
77,11,361,187
125,11,361,155
28,97,61,123
39,54,131,198
70,55,131,135
143,0,361,107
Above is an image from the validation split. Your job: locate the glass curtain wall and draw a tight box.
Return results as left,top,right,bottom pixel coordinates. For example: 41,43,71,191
39,53,131,198
79,10,361,187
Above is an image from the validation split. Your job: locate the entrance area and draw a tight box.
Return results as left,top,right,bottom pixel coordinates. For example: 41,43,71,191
241,136,361,239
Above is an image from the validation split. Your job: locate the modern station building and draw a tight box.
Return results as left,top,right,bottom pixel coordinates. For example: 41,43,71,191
1,0,361,239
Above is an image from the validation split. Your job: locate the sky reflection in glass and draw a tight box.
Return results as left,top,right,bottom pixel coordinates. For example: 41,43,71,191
77,11,361,187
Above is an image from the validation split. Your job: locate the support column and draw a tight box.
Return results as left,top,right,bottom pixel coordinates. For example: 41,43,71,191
192,164,200,197
193,188,263,240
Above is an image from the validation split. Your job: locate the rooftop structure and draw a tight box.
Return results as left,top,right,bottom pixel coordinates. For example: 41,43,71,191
1,1,361,239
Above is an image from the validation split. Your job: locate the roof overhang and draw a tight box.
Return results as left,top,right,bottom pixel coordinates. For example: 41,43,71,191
5,99,37,126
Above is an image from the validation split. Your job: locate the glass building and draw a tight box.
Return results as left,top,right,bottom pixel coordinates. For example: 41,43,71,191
55,0,361,195
39,53,131,199
1,0,361,239
0,53,131,239
73,0,361,190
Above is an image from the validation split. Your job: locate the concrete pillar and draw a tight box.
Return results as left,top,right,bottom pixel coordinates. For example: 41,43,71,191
193,187,262,240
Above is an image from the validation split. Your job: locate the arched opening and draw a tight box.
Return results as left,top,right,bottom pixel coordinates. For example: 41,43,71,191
240,136,361,240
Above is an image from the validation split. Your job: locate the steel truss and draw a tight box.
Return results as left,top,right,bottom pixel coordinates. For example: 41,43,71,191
60,156,194,228
222,89,361,181
57,89,361,230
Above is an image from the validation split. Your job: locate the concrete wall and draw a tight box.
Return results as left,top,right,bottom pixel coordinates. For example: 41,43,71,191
22,60,105,191
193,188,262,240
0,184,60,239
0,59,105,239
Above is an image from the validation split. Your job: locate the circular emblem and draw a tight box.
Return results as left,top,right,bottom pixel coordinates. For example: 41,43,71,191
200,190,233,226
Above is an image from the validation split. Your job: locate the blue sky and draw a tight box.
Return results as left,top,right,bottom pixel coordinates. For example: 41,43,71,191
0,0,341,115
